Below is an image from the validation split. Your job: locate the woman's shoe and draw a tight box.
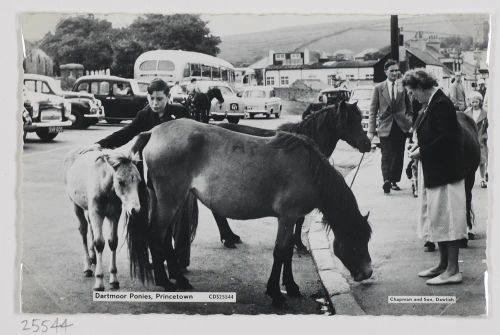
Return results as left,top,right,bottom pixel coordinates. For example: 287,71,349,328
480,180,487,188
418,267,445,278
426,273,463,285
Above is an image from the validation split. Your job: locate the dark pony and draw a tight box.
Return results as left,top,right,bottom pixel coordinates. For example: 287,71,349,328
458,112,481,233
213,101,371,251
127,120,372,307
189,88,224,123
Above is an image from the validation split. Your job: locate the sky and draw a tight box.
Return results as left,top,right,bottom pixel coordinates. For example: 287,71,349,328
20,12,388,42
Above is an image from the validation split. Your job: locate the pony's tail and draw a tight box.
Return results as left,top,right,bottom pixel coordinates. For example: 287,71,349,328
127,179,153,284
464,172,476,230
186,191,199,243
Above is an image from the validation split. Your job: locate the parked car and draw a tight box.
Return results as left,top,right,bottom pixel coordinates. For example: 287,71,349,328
72,75,148,124
182,81,244,124
349,85,374,133
241,86,282,119
23,73,104,129
318,87,352,105
22,86,73,141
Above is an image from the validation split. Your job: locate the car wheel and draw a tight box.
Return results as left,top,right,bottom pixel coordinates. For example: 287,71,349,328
71,112,85,129
249,114,254,119
227,116,240,124
275,112,280,119
35,129,58,142
105,118,122,124
265,113,270,119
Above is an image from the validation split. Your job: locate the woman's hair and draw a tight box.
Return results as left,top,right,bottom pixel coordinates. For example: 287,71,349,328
402,69,438,89
147,78,170,95
469,91,483,102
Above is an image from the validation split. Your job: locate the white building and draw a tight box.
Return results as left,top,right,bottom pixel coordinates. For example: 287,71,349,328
264,60,377,88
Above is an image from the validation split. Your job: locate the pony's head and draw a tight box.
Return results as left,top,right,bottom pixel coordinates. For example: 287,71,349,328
331,212,373,281
102,152,142,215
208,88,224,104
335,101,371,153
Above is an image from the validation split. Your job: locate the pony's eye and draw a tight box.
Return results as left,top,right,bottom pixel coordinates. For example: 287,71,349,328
119,181,125,187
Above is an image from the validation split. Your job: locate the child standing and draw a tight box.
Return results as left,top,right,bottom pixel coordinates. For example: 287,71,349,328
465,91,488,188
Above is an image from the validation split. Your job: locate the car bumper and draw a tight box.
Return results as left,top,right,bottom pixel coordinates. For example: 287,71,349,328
246,109,270,114
211,112,245,117
25,120,72,131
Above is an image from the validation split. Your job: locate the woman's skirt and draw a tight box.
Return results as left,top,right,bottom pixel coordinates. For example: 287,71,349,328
417,164,468,242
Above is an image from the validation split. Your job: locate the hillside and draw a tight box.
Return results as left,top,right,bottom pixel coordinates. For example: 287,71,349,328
218,14,489,66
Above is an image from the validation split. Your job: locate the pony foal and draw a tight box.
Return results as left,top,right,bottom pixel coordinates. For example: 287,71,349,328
65,149,142,291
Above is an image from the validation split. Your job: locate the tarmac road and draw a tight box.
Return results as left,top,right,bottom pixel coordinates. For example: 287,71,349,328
20,115,359,315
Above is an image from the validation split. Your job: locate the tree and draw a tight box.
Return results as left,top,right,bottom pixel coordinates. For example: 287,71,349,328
128,14,221,56
40,15,115,72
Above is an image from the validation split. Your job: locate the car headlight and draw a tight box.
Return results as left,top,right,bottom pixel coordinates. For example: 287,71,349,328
31,102,39,118
64,101,72,117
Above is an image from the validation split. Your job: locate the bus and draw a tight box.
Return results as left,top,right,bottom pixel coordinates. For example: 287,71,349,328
134,50,235,86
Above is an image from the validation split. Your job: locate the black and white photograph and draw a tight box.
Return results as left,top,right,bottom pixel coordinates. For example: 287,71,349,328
4,0,500,332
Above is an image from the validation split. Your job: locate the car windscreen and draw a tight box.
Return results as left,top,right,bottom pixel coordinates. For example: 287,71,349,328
244,90,266,98
351,89,373,100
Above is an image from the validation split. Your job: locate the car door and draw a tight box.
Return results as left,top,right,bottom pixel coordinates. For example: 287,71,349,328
90,80,114,118
110,80,136,119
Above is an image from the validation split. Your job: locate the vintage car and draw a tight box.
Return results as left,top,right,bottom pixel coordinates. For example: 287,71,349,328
317,87,352,105
23,73,104,129
72,75,148,124
22,86,73,141
349,85,375,133
241,86,282,119
185,81,244,124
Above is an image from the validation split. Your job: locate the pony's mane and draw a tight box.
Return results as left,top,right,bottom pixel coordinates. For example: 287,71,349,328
95,150,139,168
278,104,332,134
278,104,339,156
268,130,371,242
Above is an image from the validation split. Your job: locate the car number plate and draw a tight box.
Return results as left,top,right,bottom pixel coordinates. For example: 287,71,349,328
48,126,63,134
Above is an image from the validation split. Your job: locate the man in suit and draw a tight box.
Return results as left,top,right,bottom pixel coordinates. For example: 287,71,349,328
449,71,467,111
368,59,412,194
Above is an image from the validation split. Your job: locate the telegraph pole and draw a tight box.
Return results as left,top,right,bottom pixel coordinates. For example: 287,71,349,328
391,15,399,61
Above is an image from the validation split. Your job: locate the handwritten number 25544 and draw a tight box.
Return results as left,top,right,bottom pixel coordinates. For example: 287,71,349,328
21,318,73,332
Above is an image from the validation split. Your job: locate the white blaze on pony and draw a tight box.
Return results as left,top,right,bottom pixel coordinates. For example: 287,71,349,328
64,149,142,291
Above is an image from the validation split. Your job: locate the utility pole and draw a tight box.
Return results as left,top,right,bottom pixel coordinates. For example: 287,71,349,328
391,15,399,61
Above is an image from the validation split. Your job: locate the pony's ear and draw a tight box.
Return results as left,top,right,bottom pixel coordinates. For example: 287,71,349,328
130,152,142,164
352,100,358,107
102,153,120,170
364,211,370,221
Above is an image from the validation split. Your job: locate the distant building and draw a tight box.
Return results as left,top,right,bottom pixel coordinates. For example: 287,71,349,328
23,43,54,77
264,59,377,88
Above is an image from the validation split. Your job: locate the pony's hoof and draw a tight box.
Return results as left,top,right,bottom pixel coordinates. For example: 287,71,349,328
222,240,237,249
161,282,177,292
266,289,286,308
286,285,302,298
93,286,105,292
110,282,120,290
83,269,93,277
175,278,194,290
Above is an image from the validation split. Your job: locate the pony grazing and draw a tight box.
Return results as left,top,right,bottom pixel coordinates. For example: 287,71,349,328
64,149,142,291
214,101,371,251
188,87,224,123
129,119,373,307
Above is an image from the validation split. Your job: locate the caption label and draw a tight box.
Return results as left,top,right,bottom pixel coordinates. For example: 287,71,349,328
93,291,236,303
388,296,457,304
